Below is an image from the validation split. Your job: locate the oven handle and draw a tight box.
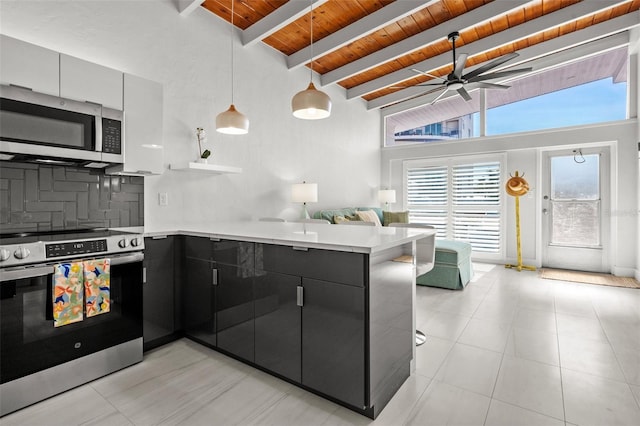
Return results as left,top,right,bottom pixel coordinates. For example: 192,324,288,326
0,252,144,282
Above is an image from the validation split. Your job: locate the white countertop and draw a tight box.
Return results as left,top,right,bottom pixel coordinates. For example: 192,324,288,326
143,222,435,254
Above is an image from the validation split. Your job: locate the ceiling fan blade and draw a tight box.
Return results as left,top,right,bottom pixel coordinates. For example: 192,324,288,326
457,86,472,101
453,53,468,79
462,52,519,80
430,87,449,105
411,68,447,82
467,67,533,82
474,82,510,90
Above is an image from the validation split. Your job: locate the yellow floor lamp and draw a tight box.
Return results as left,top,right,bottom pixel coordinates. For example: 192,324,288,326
505,171,536,272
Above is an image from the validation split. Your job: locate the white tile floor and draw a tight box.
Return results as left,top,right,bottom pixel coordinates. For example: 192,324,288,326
2,264,640,426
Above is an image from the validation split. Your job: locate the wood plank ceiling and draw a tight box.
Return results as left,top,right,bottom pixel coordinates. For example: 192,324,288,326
200,0,640,110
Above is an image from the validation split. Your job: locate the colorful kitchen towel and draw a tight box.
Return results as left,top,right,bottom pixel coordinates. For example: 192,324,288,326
83,259,111,317
53,262,84,327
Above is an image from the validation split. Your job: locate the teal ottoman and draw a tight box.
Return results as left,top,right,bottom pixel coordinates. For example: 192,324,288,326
417,240,473,290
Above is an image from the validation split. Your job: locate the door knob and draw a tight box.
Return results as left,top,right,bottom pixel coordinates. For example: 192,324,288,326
542,209,548,215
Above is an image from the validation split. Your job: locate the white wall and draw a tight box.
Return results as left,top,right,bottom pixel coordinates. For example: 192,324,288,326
382,121,639,275
0,0,381,230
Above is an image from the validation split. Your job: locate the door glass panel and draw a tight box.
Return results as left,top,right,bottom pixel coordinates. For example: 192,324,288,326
550,201,600,246
551,155,599,200
550,154,601,247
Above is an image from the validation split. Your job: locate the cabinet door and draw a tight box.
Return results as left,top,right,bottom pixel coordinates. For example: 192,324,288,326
302,278,365,409
254,271,301,382
0,35,59,95
119,74,164,175
214,263,254,362
60,54,123,109
184,236,212,261
212,240,254,269
143,236,175,347
183,257,216,346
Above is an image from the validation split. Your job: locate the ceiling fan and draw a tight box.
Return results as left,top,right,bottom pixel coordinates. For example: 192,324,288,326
399,31,533,105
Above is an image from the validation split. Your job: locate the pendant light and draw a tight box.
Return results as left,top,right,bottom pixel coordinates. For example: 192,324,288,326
291,0,331,120
216,0,249,134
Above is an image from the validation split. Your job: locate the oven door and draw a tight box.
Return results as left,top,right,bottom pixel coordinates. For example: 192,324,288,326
0,252,143,385
0,84,102,162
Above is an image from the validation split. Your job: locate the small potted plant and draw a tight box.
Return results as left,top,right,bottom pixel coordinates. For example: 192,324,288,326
196,127,211,163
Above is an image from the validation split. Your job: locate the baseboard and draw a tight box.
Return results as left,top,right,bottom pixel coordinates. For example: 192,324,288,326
611,266,636,277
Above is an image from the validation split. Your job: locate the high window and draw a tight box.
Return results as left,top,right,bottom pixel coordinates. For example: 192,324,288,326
384,46,628,147
405,155,504,257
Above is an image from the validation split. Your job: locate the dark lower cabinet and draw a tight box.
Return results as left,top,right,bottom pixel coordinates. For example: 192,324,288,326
183,257,216,347
143,236,179,351
214,262,254,362
254,271,301,382
177,238,409,419
302,277,365,409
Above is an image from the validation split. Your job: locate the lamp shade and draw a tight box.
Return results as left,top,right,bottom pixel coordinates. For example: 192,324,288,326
378,189,396,204
216,104,249,135
292,182,318,203
292,83,331,120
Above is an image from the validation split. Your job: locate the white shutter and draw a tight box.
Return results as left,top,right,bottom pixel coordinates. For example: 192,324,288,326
406,167,447,237
406,160,502,253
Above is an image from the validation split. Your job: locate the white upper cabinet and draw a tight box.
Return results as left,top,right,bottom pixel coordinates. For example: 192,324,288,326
60,54,123,110
107,73,164,176
0,35,59,96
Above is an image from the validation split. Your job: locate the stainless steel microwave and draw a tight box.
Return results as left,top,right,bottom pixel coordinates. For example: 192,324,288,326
0,84,124,168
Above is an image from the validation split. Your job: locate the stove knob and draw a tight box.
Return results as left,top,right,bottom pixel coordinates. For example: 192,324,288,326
14,247,30,260
118,239,129,248
0,249,10,261
130,238,140,247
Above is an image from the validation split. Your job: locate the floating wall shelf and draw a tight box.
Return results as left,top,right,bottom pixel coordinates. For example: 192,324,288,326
169,162,242,174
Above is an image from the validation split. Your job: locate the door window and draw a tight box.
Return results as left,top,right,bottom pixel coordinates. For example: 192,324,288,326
550,154,600,247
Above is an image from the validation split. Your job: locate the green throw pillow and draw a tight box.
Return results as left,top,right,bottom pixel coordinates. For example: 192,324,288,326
383,211,409,226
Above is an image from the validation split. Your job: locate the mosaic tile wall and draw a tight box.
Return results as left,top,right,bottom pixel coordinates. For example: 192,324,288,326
0,162,144,233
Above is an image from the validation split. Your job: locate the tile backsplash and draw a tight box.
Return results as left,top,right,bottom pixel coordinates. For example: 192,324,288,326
0,162,144,233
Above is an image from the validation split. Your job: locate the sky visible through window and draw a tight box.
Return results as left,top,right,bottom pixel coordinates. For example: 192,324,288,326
481,78,627,136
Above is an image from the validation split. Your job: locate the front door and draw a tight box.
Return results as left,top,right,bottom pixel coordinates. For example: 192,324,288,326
541,147,610,272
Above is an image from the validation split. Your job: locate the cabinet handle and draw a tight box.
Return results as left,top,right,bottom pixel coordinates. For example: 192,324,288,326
210,237,221,242
143,267,147,284
152,235,168,240
9,83,33,91
212,268,218,286
292,246,308,252
296,286,304,307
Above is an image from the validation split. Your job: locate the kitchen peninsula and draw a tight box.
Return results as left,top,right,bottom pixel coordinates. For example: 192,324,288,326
145,222,436,419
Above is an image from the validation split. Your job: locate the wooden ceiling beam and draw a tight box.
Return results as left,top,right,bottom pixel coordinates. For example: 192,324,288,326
285,0,436,71
241,0,329,47
320,1,519,87
349,0,626,100
368,15,636,110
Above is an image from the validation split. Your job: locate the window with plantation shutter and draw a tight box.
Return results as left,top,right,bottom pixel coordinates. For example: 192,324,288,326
405,157,504,256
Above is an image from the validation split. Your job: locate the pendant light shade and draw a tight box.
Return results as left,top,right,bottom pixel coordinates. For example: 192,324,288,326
216,104,249,134
216,0,249,134
292,82,331,120
292,0,331,120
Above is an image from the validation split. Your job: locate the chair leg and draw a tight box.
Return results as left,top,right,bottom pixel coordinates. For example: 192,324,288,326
416,330,427,346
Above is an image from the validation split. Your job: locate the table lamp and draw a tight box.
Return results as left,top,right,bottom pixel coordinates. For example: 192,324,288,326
292,182,318,219
378,189,396,210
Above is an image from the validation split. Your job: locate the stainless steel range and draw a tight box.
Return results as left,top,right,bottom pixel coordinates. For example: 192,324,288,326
0,228,144,416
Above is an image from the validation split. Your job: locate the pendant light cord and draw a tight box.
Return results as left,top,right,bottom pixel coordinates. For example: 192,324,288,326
309,0,314,82
230,0,235,104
